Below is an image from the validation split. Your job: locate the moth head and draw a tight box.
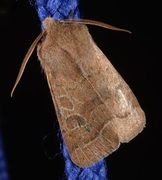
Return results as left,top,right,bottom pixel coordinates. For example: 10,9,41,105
43,17,56,31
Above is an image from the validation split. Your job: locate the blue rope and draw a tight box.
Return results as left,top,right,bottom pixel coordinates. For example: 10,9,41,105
35,0,108,179
0,133,9,180
36,0,80,21
63,143,108,179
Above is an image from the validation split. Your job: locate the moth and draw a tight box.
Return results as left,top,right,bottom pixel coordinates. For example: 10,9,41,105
11,17,145,167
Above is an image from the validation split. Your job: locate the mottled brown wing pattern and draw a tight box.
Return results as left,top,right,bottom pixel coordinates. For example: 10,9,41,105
41,61,120,167
37,18,145,167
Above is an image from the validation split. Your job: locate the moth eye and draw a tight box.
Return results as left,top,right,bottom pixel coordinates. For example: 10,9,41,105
66,115,86,130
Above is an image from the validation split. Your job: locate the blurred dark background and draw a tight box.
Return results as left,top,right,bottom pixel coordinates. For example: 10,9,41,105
0,0,161,179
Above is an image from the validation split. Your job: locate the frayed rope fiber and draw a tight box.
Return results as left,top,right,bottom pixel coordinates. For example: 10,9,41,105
35,0,108,179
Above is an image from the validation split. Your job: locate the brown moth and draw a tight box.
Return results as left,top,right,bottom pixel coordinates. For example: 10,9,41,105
11,17,145,167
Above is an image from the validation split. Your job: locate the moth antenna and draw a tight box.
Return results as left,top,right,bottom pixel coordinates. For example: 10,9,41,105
11,31,46,97
62,19,132,34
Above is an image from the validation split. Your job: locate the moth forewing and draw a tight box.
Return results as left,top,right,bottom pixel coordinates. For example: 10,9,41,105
37,18,145,167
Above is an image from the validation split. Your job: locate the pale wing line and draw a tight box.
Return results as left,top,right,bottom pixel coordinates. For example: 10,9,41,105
94,141,110,159
100,134,112,145
74,149,81,165
60,106,74,112
96,139,108,153
100,123,120,150
45,66,66,129
84,146,94,161
94,136,119,159
74,137,108,166
80,129,108,160
85,143,102,161
100,135,120,154
72,96,83,105
75,130,105,151
78,145,90,163
90,143,103,160
59,95,75,111
85,133,119,162
79,135,113,164
86,145,102,160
